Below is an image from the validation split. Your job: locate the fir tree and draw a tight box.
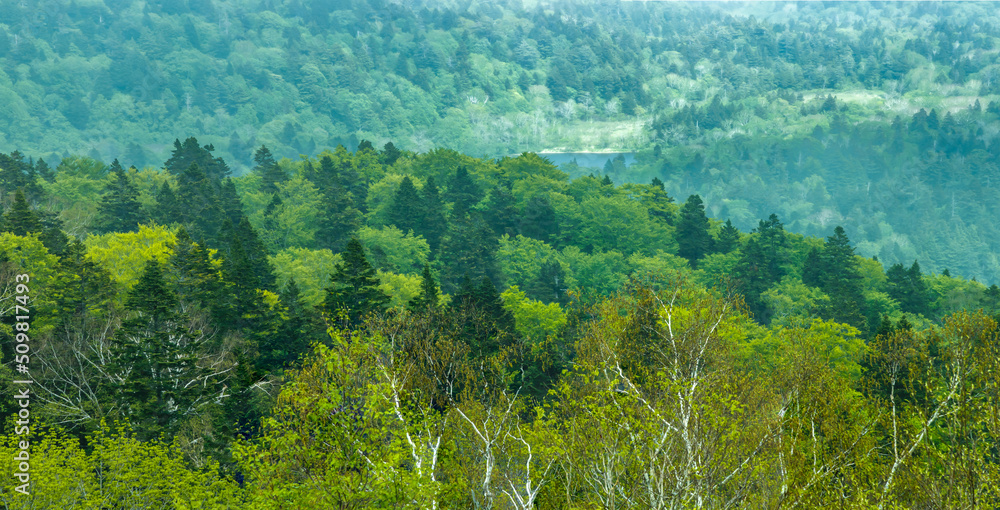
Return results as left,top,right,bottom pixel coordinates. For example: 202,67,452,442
818,227,867,334
416,176,448,252
484,183,520,238
732,237,773,324
1,190,43,236
254,145,286,194
110,260,208,440
408,264,441,311
94,159,146,234
388,176,423,234
381,141,402,166
676,194,712,267
715,219,741,254
445,166,482,210
520,195,559,245
324,238,391,324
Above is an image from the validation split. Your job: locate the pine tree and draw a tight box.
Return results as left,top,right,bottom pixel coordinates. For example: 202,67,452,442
484,183,520,238
164,137,231,184
732,237,773,324
417,176,448,252
154,182,181,225
110,260,208,440
445,166,482,210
254,145,286,194
714,219,741,254
258,279,323,372
1,190,43,236
439,207,502,293
314,156,361,252
802,247,825,288
176,163,225,241
324,238,391,324
94,159,146,233
408,264,441,311
818,227,867,334
676,194,712,267
520,195,559,244
754,214,789,283
381,141,402,166
388,176,423,234
525,259,569,305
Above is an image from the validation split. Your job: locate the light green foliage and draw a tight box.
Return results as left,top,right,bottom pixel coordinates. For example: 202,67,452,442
366,174,419,228
762,277,830,328
84,224,176,289
560,246,630,297
0,427,241,509
497,234,565,289
376,270,423,309
751,319,864,383
858,256,889,294
357,225,430,274
500,285,568,342
128,166,177,210
268,247,342,307
235,332,443,508
928,273,986,317
695,251,740,287
400,148,498,191
0,233,63,335
246,175,322,251
627,250,691,279
498,152,568,183
39,157,110,232
557,195,673,255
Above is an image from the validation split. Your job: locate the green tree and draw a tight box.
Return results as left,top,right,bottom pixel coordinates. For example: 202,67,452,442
1,190,43,236
676,194,712,267
94,159,146,234
324,238,391,324
408,263,441,311
387,176,423,234
715,219,741,254
110,260,212,440
254,145,286,194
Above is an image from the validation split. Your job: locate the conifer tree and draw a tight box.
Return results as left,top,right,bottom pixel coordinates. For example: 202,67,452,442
324,237,391,324
408,264,441,311
164,137,231,183
754,214,789,282
520,195,558,245
2,190,42,236
388,176,422,234
818,226,867,334
417,176,447,252
95,159,146,233
439,206,502,293
258,278,322,372
525,259,569,305
732,237,772,324
154,182,181,225
676,194,712,267
484,183,520,238
381,141,402,166
314,156,361,252
110,260,209,440
714,219,741,254
445,166,482,210
254,145,286,194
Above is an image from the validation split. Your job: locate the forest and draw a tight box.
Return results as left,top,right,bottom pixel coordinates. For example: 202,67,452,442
1,0,1000,508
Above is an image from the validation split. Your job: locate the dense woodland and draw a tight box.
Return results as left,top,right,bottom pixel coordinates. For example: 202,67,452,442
2,0,1000,508
0,139,999,507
